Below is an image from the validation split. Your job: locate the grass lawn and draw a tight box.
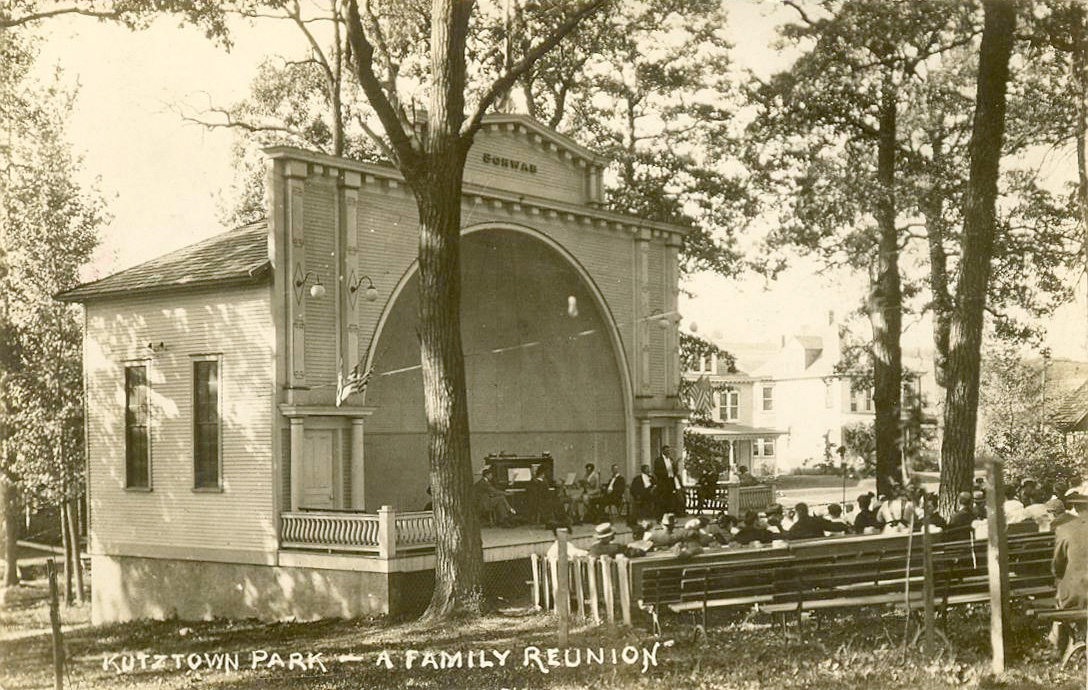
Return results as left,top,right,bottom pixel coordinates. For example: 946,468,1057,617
2,581,1086,690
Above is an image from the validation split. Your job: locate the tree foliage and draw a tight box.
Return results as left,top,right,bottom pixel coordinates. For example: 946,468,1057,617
980,345,1088,488
0,28,105,586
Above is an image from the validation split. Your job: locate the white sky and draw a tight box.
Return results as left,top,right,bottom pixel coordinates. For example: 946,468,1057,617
32,2,1088,362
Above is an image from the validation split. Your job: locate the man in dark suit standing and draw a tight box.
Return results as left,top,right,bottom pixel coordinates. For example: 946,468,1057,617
653,445,681,518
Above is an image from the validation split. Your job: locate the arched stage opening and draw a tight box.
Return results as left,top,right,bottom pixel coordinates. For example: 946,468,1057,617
362,225,628,510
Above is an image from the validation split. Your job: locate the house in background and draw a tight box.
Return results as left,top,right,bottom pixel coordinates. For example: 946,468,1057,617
58,114,688,623
687,314,939,475
682,352,784,476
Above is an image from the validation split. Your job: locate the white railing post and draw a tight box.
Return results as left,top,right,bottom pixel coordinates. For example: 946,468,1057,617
378,505,396,559
728,484,741,517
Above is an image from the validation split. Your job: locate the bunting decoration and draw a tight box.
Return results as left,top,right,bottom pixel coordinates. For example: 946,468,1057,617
336,360,374,407
686,374,714,417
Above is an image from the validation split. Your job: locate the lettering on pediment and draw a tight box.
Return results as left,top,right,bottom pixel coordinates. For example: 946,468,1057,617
481,152,538,174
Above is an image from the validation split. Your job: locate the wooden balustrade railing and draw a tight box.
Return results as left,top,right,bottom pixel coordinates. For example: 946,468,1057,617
281,506,436,558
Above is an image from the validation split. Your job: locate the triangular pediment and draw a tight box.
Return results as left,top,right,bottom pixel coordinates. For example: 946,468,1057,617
464,114,606,206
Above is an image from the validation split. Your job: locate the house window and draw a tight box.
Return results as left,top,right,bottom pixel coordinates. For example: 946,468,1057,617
850,387,874,412
762,386,774,411
124,365,150,489
754,438,776,457
718,388,739,421
697,353,717,374
193,358,221,489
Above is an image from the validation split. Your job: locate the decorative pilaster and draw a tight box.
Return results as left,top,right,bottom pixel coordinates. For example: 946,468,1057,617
350,418,366,510
639,419,652,470
285,160,308,386
289,417,305,511
636,231,652,395
341,171,361,370
665,236,682,397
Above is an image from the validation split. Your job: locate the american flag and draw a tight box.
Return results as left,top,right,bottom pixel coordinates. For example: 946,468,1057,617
336,362,374,407
686,375,714,417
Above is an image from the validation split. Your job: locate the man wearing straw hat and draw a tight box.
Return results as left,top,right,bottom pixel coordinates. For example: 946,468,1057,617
588,522,624,557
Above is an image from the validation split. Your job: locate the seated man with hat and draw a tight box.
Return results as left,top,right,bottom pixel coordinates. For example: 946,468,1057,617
588,522,625,557
944,491,976,542
647,513,681,550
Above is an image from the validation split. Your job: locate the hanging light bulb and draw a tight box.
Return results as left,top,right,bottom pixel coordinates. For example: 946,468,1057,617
712,330,723,340
689,321,699,333
657,315,670,330
567,295,579,318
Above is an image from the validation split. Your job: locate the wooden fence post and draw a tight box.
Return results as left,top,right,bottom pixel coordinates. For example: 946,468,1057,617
530,553,541,610
587,556,601,624
616,554,632,626
601,555,615,624
556,529,570,647
47,559,64,690
574,557,586,621
377,506,396,560
986,459,1010,674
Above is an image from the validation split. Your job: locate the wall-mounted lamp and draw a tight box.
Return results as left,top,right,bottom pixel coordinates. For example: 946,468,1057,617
650,309,673,330
347,270,379,307
293,265,326,304
146,341,167,353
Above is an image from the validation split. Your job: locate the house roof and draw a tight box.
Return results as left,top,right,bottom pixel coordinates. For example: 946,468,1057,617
1051,380,1088,432
688,423,787,440
57,222,271,302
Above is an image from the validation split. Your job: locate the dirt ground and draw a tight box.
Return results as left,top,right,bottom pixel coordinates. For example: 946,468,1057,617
2,578,1086,690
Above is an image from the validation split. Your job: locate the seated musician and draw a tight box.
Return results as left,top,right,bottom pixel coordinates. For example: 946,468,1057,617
526,465,568,527
572,463,602,523
601,464,627,517
474,466,516,527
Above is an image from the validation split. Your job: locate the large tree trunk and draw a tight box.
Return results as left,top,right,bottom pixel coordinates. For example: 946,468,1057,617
1071,4,1088,358
414,0,484,620
0,475,17,588
870,68,903,497
939,0,1016,514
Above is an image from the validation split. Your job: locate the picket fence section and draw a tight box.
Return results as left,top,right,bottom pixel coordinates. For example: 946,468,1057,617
530,552,633,626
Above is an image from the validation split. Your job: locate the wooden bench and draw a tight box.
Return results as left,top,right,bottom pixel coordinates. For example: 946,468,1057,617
1026,596,1088,670
634,530,1057,639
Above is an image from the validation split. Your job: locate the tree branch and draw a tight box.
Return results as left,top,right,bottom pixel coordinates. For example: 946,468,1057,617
345,0,419,173
176,106,321,148
0,7,123,28
463,0,610,138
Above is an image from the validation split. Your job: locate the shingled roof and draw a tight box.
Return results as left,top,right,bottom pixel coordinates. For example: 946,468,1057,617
1051,380,1088,433
57,221,271,302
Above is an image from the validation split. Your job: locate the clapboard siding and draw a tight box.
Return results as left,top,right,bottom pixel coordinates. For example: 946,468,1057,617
304,180,337,385
84,285,275,556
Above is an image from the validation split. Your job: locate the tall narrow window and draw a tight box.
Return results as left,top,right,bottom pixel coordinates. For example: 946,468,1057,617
762,386,774,412
193,359,220,489
125,365,150,489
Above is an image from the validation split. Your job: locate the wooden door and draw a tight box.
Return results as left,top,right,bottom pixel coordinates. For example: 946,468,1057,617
302,429,335,509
